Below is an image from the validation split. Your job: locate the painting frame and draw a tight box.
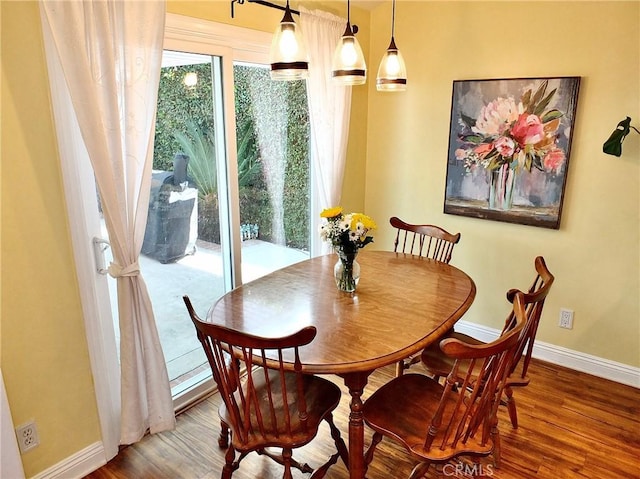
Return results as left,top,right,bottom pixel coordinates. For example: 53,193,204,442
443,76,581,229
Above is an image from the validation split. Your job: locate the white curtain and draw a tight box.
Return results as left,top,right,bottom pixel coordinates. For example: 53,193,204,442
300,8,351,217
40,0,175,444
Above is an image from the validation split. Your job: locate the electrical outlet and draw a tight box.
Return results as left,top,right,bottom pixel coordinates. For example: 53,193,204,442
16,420,39,453
559,308,574,329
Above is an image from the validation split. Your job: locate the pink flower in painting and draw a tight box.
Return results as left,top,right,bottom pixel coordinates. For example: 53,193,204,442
455,148,468,160
543,148,565,173
494,136,515,157
472,97,522,136
510,113,544,146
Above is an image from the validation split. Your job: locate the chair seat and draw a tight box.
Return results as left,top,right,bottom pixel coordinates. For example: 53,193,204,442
420,331,483,378
362,374,494,462
221,368,342,452
506,374,530,388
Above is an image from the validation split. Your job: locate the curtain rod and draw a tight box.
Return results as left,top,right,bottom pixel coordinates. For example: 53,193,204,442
230,0,359,32
231,0,299,18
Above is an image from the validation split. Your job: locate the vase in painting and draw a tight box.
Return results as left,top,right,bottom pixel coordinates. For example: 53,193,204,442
489,163,515,210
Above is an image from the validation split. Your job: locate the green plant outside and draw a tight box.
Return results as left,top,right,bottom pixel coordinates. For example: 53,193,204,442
173,120,217,198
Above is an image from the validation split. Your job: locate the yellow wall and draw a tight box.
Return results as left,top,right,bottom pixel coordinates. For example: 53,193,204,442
365,1,640,366
0,1,637,477
1,2,101,476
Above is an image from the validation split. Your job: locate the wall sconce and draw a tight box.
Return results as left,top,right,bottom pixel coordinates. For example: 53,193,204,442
603,117,640,157
332,0,367,86
376,0,407,91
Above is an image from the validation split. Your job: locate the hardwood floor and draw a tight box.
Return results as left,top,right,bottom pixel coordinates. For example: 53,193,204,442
85,359,640,479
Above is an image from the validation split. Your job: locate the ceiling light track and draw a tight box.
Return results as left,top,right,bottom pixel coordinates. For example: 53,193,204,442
231,0,299,18
231,0,300,18
230,0,358,32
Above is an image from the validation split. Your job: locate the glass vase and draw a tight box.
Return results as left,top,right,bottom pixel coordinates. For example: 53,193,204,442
334,250,360,293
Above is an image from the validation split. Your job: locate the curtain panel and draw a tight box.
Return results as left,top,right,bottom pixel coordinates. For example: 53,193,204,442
39,0,174,445
300,7,351,252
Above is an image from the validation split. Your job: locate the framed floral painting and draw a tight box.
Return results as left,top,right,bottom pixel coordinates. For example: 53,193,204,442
443,77,581,229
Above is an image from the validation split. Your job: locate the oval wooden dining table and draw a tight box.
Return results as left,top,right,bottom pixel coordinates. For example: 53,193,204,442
206,250,476,479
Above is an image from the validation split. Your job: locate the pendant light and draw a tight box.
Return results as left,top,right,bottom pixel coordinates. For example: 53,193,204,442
332,0,367,86
269,0,309,81
376,0,407,91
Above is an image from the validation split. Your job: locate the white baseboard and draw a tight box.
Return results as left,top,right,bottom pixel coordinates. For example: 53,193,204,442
32,442,105,479
455,320,640,388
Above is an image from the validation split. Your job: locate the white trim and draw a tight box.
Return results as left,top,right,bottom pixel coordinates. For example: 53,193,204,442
165,13,271,63
455,320,640,388
32,442,105,479
172,371,217,413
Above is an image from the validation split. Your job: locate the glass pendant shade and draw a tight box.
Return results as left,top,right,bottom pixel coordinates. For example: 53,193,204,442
376,37,407,91
331,22,367,86
269,4,308,81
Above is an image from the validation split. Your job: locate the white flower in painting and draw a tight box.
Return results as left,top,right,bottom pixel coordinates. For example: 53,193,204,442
472,97,522,136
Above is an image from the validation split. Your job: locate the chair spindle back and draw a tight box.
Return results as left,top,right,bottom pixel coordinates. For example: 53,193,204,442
183,296,316,447
390,216,461,263
501,256,554,382
429,292,527,455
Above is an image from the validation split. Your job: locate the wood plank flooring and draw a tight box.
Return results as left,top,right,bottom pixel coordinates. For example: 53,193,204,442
85,359,640,479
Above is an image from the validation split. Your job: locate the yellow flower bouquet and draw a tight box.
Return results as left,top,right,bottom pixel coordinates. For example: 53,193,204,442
319,206,376,292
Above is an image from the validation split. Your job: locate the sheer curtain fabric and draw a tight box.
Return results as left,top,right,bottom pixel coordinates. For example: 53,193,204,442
300,8,351,254
39,0,175,444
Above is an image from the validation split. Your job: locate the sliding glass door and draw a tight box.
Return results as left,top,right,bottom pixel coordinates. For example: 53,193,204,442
108,32,312,402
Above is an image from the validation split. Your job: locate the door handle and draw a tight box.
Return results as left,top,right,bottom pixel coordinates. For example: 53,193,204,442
92,237,110,275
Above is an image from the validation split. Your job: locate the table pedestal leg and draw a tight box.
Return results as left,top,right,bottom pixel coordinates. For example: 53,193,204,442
342,371,373,479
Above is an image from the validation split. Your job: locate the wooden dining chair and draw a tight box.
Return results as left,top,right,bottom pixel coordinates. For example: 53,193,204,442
362,292,527,477
183,296,348,479
390,216,461,263
420,256,555,429
391,216,462,376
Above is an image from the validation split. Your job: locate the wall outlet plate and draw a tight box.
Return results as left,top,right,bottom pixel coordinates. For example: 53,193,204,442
16,421,39,453
559,308,574,329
